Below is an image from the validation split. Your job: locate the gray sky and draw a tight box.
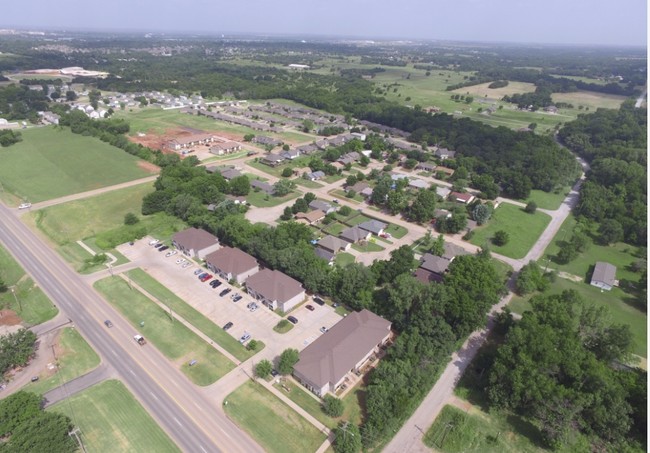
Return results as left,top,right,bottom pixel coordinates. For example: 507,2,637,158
2,0,647,46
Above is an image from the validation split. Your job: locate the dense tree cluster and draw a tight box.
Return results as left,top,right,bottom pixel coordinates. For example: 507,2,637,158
0,129,22,147
0,329,37,375
488,291,644,451
0,84,50,123
560,103,647,245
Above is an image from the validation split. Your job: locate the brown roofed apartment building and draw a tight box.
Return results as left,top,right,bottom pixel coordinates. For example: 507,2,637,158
245,268,305,312
204,246,259,284
171,227,220,259
293,309,391,397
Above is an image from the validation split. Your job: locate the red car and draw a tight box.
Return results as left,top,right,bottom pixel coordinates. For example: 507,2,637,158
305,305,315,311
200,273,213,282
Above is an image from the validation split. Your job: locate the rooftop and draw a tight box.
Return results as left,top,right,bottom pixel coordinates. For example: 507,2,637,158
204,246,258,275
246,268,304,303
172,227,218,251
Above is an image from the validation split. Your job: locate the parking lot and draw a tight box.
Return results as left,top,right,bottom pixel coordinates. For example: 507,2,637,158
117,238,344,357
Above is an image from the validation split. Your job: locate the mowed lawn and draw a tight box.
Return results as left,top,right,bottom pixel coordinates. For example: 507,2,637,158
50,380,180,453
94,277,235,385
33,182,155,245
0,127,154,203
224,381,327,453
27,327,100,395
469,203,551,259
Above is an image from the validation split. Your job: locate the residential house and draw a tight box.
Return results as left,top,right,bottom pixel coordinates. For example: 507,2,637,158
545,105,558,114
358,220,387,236
261,154,286,167
415,162,437,172
204,246,259,285
435,167,455,177
435,186,451,199
340,226,371,244
419,253,450,277
281,149,301,160
253,136,282,147
413,268,442,284
309,200,336,214
246,269,305,312
219,168,243,180
590,262,617,291
433,209,452,220
293,309,392,396
349,182,370,193
450,191,475,204
315,139,329,149
314,248,336,265
317,235,351,254
296,143,318,154
360,187,374,198
171,227,220,260
408,179,429,190
295,210,325,225
250,179,275,195
167,133,215,151
209,141,242,155
434,147,456,160
305,170,326,181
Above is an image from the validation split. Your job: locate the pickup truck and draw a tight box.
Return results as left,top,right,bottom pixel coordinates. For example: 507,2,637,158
134,335,147,346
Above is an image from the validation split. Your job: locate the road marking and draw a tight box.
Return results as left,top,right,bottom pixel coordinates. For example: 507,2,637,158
128,368,136,376
174,417,183,427
149,391,159,401
110,348,118,357
199,446,207,453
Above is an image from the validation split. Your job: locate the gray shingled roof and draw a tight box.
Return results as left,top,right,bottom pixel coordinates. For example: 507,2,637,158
172,228,218,251
420,253,450,275
358,220,387,235
204,246,258,275
591,262,617,286
246,268,304,303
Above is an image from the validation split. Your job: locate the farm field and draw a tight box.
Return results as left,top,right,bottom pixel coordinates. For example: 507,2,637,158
452,81,537,98
0,127,154,203
469,203,551,259
551,90,628,110
26,327,100,395
50,380,180,453
223,381,327,453
94,276,235,385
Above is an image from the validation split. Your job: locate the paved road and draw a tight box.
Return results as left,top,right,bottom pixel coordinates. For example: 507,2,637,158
635,87,647,108
43,361,115,407
0,203,263,453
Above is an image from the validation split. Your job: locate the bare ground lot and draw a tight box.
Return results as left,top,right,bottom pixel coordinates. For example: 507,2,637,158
452,81,537,98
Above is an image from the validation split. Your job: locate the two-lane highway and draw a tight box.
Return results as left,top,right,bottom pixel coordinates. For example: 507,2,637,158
0,203,263,453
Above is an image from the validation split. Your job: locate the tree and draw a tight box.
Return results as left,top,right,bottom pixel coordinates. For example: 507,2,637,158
377,245,415,284
338,205,352,216
229,176,251,196
124,212,139,225
493,230,509,246
281,167,293,177
280,206,293,221
323,395,344,417
370,176,391,206
243,134,254,142
402,158,417,169
345,175,357,187
302,119,314,133
273,179,295,197
471,203,491,225
255,359,273,379
278,348,300,375
515,261,549,295
359,155,370,167
386,190,407,215
525,201,538,214
598,219,624,245
408,190,437,223
303,192,316,204
0,329,37,375
333,423,362,453
429,234,445,256
65,90,77,101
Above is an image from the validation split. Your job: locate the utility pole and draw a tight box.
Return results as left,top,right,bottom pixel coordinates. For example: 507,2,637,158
10,286,22,312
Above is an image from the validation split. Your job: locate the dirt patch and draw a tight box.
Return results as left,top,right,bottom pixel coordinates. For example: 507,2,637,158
0,309,22,326
136,160,160,174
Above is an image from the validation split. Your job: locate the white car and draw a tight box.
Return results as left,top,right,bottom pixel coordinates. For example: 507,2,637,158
18,203,32,209
148,239,159,246
175,258,186,265
181,262,191,269
165,250,178,257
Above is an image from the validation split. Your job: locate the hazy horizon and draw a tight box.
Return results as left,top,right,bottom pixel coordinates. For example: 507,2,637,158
1,0,646,47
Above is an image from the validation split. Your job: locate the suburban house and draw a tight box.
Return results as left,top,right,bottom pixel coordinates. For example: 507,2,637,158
305,170,325,181
171,228,220,260
590,262,617,291
360,187,374,198
261,154,286,167
204,246,259,285
349,182,370,193
434,147,456,160
296,143,318,154
317,235,351,254
315,139,329,149
253,136,282,147
314,247,336,265
414,267,442,284
358,220,387,236
309,200,336,214
435,186,451,199
219,168,243,180
434,209,452,220
281,149,301,160
293,309,392,397
245,269,305,312
436,166,455,177
450,191,475,204
408,179,429,190
167,133,215,150
340,226,371,244
209,141,242,155
419,253,450,278
416,162,437,172
442,242,469,261
295,210,326,225
251,180,275,195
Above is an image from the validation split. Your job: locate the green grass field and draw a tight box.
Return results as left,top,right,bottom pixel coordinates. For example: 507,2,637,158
247,188,301,207
470,203,551,259
0,127,154,203
524,187,571,211
335,252,356,267
27,327,100,395
385,224,408,239
126,269,256,361
423,405,546,453
273,379,337,429
0,244,58,325
323,222,346,236
273,319,294,334
50,380,180,453
223,381,327,453
509,278,646,357
352,241,385,253
94,276,235,384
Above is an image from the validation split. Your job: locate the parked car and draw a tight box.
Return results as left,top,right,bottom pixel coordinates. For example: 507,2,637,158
223,322,233,331
287,316,298,324
200,273,213,282
18,203,32,209
320,326,328,333
198,272,208,280
249,303,258,312
209,279,222,288
104,320,113,328
148,239,159,246
158,245,169,252
219,288,232,297
165,250,177,257
239,332,251,343
134,335,146,346
30,376,39,382
194,269,203,275
175,258,185,264
181,262,191,269
270,369,279,377
232,294,242,302
154,243,164,249
313,296,325,306
305,304,315,311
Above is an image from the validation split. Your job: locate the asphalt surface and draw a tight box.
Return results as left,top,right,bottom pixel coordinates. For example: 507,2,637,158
0,203,263,453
